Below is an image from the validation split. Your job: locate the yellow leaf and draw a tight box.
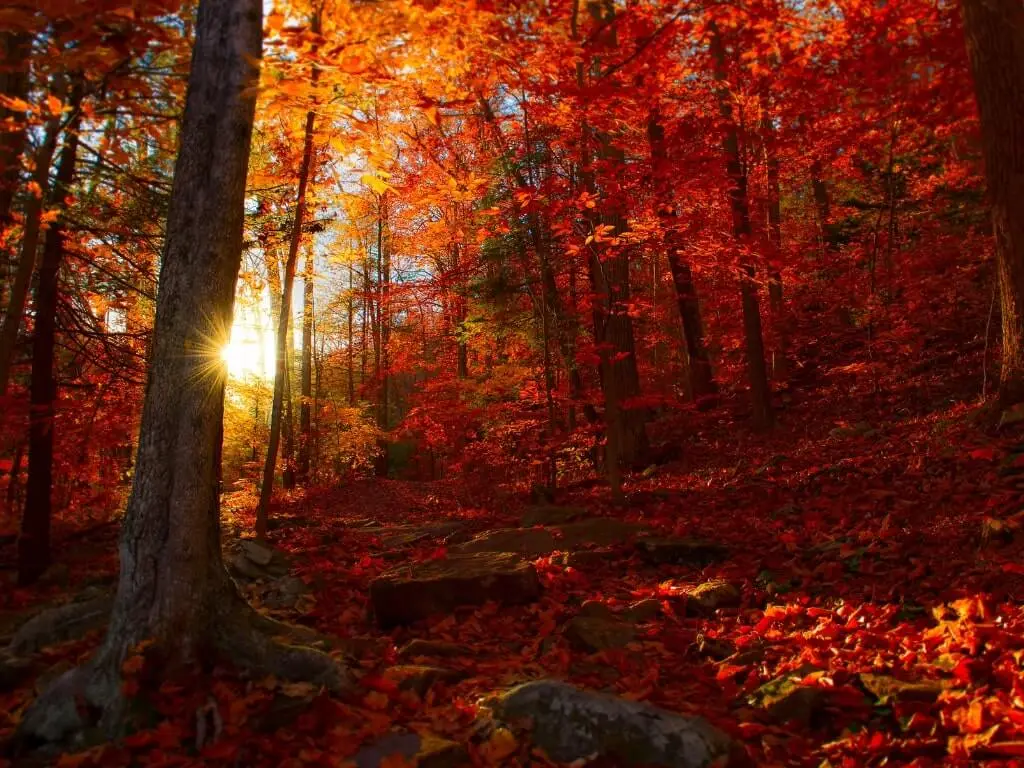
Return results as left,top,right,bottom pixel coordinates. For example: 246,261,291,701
266,10,284,31
46,95,63,117
360,174,391,194
0,95,30,112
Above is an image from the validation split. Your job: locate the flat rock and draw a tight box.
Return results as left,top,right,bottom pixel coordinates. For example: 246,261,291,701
360,522,466,548
635,538,728,567
556,548,616,568
452,527,556,556
752,668,829,726
687,580,741,613
521,505,589,527
241,539,275,566
557,518,648,548
354,730,468,768
382,665,462,697
483,680,733,767
397,639,472,660
370,553,541,627
577,600,616,620
230,552,268,580
563,615,635,652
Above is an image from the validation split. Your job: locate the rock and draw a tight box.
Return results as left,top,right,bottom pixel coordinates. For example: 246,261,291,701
382,665,463,697
624,599,662,623
483,680,733,768
397,639,471,660
752,670,828,726
563,616,635,652
828,421,874,440
556,548,615,568
452,528,556,557
360,522,466,549
9,595,113,656
370,553,542,627
687,580,741,613
521,505,589,527
636,538,727,567
557,518,648,548
230,552,267,580
241,539,275,566
278,576,308,596
858,673,947,704
354,730,468,768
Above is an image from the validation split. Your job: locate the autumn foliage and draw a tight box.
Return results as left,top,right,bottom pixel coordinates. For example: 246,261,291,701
1,0,1024,764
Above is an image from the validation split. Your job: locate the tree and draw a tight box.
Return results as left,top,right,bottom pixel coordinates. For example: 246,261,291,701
20,0,346,743
255,7,320,536
18,76,84,585
961,0,1024,407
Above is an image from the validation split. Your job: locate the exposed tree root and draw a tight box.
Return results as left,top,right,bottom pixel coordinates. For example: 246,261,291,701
14,597,351,754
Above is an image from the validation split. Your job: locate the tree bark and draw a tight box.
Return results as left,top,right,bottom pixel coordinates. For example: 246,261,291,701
18,78,84,586
961,0,1024,406
710,23,773,428
19,0,346,745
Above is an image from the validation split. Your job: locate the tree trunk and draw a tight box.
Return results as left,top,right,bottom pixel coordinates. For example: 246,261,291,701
18,78,84,586
0,99,62,396
961,0,1024,406
297,242,313,481
762,107,789,382
710,23,773,428
256,90,317,537
19,0,346,745
647,110,717,401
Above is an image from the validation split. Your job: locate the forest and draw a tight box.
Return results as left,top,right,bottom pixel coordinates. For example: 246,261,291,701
0,0,1023,764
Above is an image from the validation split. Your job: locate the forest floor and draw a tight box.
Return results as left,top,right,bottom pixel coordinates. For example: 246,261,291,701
3,324,1024,766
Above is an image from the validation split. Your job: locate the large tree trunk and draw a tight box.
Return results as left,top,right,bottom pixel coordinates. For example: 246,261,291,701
19,0,345,745
255,98,317,536
647,110,717,401
710,23,773,429
961,0,1024,407
18,79,84,586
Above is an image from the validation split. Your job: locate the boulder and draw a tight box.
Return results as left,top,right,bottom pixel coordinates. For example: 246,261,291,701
563,616,635,652
370,553,541,627
482,680,733,768
241,539,275,566
360,522,466,549
452,528,556,556
635,538,727,567
521,505,589,527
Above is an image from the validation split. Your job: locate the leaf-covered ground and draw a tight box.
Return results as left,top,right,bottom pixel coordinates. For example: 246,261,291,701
3,325,1024,767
